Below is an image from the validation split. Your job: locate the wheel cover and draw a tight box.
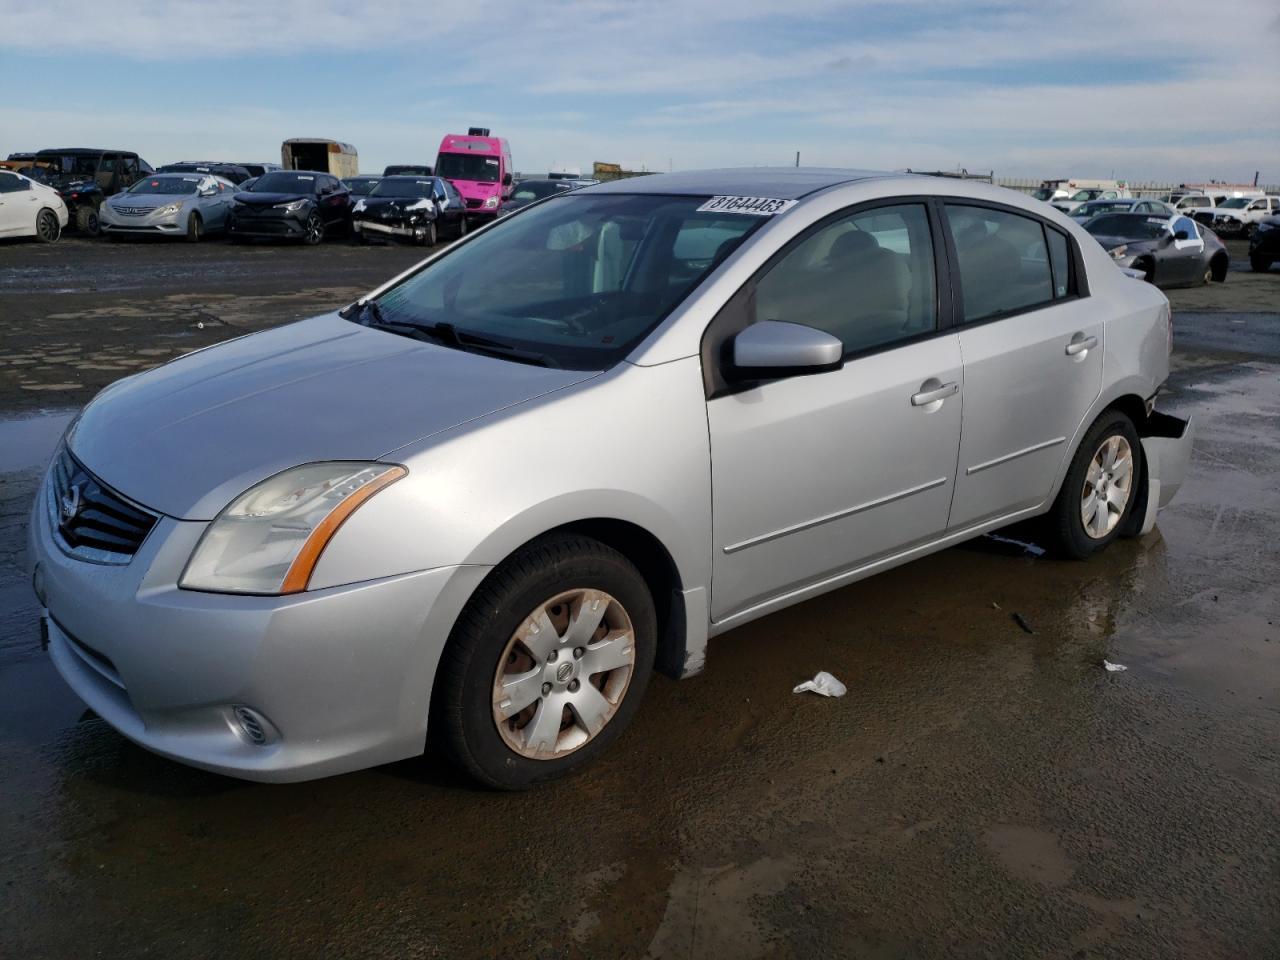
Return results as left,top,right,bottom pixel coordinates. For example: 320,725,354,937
1081,435,1134,539
492,588,636,760
306,216,322,242
37,211,58,241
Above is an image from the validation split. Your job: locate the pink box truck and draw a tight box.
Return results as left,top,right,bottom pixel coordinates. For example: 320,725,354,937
434,127,512,224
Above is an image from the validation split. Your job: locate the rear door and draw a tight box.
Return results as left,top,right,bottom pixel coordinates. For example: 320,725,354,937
945,202,1103,530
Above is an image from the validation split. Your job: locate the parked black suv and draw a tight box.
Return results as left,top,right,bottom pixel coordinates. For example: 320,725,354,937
228,170,352,244
33,148,153,234
383,164,433,176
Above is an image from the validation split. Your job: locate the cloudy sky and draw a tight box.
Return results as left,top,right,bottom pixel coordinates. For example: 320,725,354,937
2,0,1278,183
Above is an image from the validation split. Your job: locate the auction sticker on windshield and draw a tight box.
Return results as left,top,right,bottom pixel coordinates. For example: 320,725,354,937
696,196,798,216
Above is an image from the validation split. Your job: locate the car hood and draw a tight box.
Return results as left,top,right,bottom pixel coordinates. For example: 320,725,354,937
107,193,186,209
355,197,435,217
234,191,311,208
70,313,598,520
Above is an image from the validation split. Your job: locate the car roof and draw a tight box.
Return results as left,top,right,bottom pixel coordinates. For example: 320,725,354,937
581,167,891,199
38,148,135,156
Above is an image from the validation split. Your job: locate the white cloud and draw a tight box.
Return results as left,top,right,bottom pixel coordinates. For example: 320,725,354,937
1,0,1277,181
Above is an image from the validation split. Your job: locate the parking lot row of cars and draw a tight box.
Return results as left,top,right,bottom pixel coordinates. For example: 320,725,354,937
2,149,1277,280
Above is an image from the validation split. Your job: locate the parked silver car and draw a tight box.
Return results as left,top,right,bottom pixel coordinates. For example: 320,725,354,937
30,169,1192,788
98,173,236,241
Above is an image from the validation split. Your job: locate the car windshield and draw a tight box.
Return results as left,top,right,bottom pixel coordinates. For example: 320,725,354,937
511,181,565,202
1068,189,1104,201
1084,214,1168,240
370,178,433,198
128,176,200,195
367,193,765,369
435,152,501,183
250,172,316,193
1217,198,1251,209
1079,200,1133,214
347,178,380,195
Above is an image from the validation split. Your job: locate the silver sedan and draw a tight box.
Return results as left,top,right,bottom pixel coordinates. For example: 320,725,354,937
98,173,236,241
30,169,1193,788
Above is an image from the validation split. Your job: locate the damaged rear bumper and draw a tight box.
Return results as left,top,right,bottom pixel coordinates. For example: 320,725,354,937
1135,411,1194,535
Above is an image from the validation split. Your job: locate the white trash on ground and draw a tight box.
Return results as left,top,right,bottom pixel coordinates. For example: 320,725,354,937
793,671,847,697
1103,660,1128,672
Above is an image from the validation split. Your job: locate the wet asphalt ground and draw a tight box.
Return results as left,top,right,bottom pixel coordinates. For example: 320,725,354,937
1,235,1278,959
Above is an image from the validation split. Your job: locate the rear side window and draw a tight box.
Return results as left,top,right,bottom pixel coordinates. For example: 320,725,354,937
945,204,1053,323
0,172,27,193
1046,228,1070,299
754,203,937,356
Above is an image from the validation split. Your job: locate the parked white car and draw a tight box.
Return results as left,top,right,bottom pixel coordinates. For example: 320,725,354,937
1205,195,1280,237
0,168,68,243
1052,188,1132,215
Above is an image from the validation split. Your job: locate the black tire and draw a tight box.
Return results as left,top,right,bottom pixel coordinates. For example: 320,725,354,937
351,230,368,245
1044,411,1142,560
457,215,469,239
1251,256,1272,273
76,207,100,236
302,212,324,246
419,220,437,247
35,208,61,244
1210,255,1228,283
434,534,657,790
1134,257,1154,284
185,212,202,243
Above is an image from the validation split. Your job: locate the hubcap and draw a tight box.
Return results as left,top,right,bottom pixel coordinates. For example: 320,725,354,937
1081,435,1134,539
492,588,636,759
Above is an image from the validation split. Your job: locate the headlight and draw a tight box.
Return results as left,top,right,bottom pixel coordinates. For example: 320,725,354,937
1109,245,1128,260
180,462,407,595
483,195,500,209
156,202,183,216
274,199,307,213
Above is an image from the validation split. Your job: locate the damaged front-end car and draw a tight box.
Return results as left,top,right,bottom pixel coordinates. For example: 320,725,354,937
351,175,467,247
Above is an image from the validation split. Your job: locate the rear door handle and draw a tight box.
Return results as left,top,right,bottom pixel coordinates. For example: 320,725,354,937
1065,334,1098,356
911,380,958,406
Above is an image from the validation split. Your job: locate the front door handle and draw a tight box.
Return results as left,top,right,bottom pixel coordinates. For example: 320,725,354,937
1065,334,1098,356
911,380,958,407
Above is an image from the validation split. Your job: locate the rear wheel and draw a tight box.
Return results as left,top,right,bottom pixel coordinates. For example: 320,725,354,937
1134,257,1154,283
434,534,656,789
302,212,324,245
76,207,100,236
185,212,202,243
35,208,60,244
1045,411,1141,560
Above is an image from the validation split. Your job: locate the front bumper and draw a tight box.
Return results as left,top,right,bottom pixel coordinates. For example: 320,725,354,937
1134,411,1194,535
28,468,490,782
99,204,186,235
228,211,307,239
353,217,430,239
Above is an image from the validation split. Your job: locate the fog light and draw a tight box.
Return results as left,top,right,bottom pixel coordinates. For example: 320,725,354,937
233,706,272,746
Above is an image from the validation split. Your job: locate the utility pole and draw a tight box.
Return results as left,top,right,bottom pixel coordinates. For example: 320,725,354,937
795,151,800,168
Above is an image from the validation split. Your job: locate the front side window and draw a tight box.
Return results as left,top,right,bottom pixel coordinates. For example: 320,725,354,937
946,204,1054,322
754,203,937,355
1173,216,1198,238
372,194,763,369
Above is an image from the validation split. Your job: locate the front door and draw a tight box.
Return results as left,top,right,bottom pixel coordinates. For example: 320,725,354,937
942,202,1104,529
0,171,30,236
707,201,963,621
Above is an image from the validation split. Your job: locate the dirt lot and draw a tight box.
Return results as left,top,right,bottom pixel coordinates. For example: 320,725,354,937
0,234,1277,959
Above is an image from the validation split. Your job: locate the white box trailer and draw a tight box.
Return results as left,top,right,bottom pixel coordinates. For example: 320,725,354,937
280,139,358,179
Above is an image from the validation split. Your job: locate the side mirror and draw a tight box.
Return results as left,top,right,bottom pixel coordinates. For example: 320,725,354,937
726,320,844,381
502,172,513,186
1173,229,1189,240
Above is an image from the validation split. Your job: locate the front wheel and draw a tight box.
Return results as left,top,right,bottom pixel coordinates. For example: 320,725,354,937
457,215,469,239
419,220,437,247
302,212,324,245
434,535,656,789
185,212,202,243
76,207,100,236
1045,411,1141,560
35,208,61,244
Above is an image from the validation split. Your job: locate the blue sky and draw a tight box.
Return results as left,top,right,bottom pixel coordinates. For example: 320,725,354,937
2,0,1277,182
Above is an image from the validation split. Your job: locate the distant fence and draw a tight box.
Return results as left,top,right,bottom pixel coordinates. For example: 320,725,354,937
996,177,1280,197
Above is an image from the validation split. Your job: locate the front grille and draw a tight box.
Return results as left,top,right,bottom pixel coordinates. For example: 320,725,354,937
114,206,150,216
48,446,157,562
464,198,483,209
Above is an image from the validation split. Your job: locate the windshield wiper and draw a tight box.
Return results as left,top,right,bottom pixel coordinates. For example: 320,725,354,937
357,310,557,368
